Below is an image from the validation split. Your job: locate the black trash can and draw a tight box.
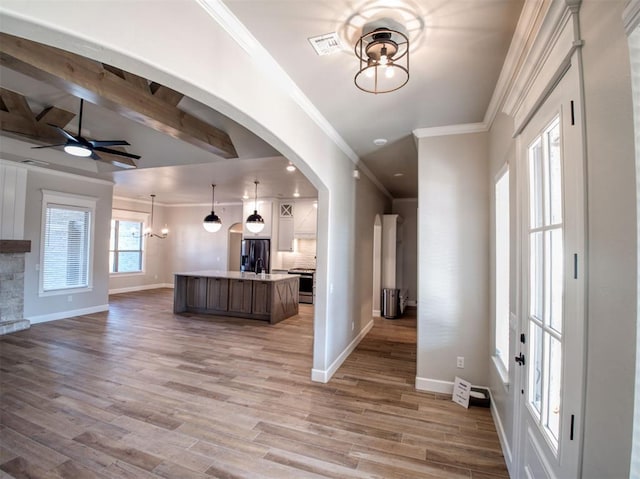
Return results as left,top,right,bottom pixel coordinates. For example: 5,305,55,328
381,288,400,319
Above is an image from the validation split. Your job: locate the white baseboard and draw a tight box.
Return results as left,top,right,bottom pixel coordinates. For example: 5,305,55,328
109,283,174,295
407,300,417,307
28,304,109,324
415,376,490,395
311,318,374,383
488,388,513,474
415,376,456,394
372,309,381,317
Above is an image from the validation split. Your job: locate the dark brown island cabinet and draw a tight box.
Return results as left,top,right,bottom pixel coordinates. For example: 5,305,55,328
174,271,300,324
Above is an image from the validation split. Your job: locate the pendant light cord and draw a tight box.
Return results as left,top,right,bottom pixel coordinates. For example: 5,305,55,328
211,184,215,212
254,181,259,212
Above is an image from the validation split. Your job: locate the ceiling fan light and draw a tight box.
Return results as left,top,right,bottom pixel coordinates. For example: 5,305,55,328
64,143,92,157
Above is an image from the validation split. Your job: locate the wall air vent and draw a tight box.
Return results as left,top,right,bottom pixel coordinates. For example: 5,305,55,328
308,32,343,56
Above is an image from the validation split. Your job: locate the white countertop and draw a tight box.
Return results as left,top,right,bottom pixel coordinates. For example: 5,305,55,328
174,270,297,281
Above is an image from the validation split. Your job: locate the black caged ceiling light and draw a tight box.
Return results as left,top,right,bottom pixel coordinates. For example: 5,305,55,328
354,25,409,94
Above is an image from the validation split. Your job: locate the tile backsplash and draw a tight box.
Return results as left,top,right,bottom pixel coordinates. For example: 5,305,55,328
280,238,316,270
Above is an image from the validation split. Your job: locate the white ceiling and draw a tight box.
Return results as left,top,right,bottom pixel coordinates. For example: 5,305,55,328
0,0,523,203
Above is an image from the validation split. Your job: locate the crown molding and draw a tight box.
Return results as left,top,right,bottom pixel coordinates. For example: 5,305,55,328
483,0,550,128
412,122,487,139
502,0,581,129
624,0,640,34
0,158,113,186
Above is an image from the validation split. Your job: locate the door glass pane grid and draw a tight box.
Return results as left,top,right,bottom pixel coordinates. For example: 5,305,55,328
529,138,543,229
530,232,543,321
549,228,564,333
546,335,562,444
547,119,562,225
526,114,563,454
529,321,544,417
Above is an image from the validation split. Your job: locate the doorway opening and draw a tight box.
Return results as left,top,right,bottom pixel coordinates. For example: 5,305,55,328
227,222,243,271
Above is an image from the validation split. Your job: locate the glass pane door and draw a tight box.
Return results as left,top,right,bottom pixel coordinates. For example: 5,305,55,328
527,116,563,450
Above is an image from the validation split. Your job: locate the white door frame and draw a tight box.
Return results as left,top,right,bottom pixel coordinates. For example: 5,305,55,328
503,3,588,477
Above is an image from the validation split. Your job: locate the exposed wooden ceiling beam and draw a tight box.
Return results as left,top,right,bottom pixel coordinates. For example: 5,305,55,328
0,33,237,159
0,87,74,141
0,88,138,169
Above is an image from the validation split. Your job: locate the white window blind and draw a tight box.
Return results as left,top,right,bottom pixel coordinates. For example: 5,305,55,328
40,191,96,296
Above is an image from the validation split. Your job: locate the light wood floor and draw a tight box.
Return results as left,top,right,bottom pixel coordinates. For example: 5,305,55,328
0,289,508,478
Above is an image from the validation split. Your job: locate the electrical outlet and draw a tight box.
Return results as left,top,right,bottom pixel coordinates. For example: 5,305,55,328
67,295,73,303
457,356,464,369
351,321,355,331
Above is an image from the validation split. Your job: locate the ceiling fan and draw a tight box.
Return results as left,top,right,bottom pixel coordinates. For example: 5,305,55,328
32,99,140,169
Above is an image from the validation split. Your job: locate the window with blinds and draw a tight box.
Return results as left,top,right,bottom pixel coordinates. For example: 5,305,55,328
39,191,96,296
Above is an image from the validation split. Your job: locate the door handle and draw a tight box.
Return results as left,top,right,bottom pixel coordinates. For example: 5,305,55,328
515,353,525,366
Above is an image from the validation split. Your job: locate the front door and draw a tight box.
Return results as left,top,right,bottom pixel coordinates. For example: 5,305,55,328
516,61,585,478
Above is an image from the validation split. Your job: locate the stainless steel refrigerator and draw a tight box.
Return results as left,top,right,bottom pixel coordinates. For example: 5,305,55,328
240,239,270,274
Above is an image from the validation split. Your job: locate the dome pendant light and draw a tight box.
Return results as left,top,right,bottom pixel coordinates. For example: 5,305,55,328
203,184,222,232
245,180,265,234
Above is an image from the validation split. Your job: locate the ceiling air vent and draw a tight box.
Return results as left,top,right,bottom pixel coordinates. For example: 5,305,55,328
308,32,343,56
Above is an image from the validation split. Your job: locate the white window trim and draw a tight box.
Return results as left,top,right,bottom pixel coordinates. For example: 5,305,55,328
494,163,511,385
39,190,97,297
110,209,149,275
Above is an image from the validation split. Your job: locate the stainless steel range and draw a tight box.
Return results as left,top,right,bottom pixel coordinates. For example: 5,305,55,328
288,268,315,304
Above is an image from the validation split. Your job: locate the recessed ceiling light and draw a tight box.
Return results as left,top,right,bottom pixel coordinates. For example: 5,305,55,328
373,138,387,146
286,162,296,172
242,194,249,200
293,192,300,198
393,172,404,177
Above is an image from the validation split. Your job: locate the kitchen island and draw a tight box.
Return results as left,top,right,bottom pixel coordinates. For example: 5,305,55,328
174,270,299,324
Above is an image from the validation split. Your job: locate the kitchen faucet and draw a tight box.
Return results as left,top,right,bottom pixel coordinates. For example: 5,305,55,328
254,257,264,274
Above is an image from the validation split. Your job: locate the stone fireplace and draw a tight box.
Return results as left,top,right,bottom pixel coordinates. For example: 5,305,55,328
0,240,31,335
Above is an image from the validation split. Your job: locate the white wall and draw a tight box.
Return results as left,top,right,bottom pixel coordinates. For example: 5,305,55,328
630,12,640,478
580,1,637,477
416,132,490,390
392,199,418,305
167,203,243,275
20,165,113,322
0,0,389,381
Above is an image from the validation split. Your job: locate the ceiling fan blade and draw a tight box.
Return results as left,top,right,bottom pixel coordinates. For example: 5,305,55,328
90,149,137,169
31,143,66,149
90,151,101,161
105,156,137,169
93,146,141,160
89,140,131,148
47,124,78,143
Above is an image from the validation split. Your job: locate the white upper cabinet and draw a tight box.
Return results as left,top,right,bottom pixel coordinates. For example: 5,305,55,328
293,199,317,237
277,202,294,251
243,199,273,238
